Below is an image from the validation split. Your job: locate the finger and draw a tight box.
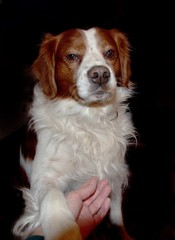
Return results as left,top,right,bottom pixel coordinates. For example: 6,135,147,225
77,197,111,238
84,178,110,206
87,184,111,216
94,197,111,224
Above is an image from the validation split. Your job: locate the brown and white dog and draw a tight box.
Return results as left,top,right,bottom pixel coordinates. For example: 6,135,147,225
13,27,136,240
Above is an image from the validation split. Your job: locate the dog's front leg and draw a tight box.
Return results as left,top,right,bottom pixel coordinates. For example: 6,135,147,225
110,185,124,226
38,186,82,240
110,187,134,240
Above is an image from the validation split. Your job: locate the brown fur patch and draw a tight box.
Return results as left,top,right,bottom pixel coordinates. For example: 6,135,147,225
21,128,37,161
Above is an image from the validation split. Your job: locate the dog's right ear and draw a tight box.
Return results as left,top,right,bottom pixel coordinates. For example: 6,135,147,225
110,29,131,88
32,34,60,99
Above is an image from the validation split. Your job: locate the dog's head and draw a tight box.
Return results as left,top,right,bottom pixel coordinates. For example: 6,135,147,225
32,27,131,105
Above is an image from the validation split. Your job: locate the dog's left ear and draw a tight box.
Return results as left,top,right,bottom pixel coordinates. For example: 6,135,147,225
110,29,131,87
32,34,60,99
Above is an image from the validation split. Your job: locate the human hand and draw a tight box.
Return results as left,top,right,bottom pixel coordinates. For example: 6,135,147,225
66,176,111,238
29,176,111,239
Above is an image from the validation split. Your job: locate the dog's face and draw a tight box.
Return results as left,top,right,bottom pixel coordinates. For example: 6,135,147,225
32,27,131,105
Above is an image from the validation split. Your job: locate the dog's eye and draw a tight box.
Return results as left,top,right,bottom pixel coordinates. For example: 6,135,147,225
104,50,115,59
66,54,79,61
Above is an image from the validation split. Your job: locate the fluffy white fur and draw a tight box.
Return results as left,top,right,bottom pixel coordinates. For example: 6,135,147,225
13,27,136,240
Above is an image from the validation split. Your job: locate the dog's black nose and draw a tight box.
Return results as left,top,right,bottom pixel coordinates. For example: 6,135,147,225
88,66,110,85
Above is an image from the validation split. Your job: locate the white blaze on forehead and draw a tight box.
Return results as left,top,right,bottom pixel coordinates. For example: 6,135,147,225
82,28,106,66
83,28,98,50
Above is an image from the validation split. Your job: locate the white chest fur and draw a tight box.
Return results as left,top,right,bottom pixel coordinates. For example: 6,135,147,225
28,85,134,192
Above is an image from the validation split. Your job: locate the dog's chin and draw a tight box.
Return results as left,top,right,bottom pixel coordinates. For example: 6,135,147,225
75,90,114,106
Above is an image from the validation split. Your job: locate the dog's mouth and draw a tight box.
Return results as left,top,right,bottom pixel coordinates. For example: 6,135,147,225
94,90,111,100
71,85,115,105
84,88,114,104
95,90,106,98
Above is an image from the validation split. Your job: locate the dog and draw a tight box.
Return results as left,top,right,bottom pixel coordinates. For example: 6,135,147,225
13,27,136,240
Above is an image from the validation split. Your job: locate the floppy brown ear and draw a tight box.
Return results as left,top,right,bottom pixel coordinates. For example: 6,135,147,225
32,34,59,99
110,29,131,87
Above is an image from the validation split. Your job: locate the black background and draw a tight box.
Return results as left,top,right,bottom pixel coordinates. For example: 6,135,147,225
0,0,175,239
